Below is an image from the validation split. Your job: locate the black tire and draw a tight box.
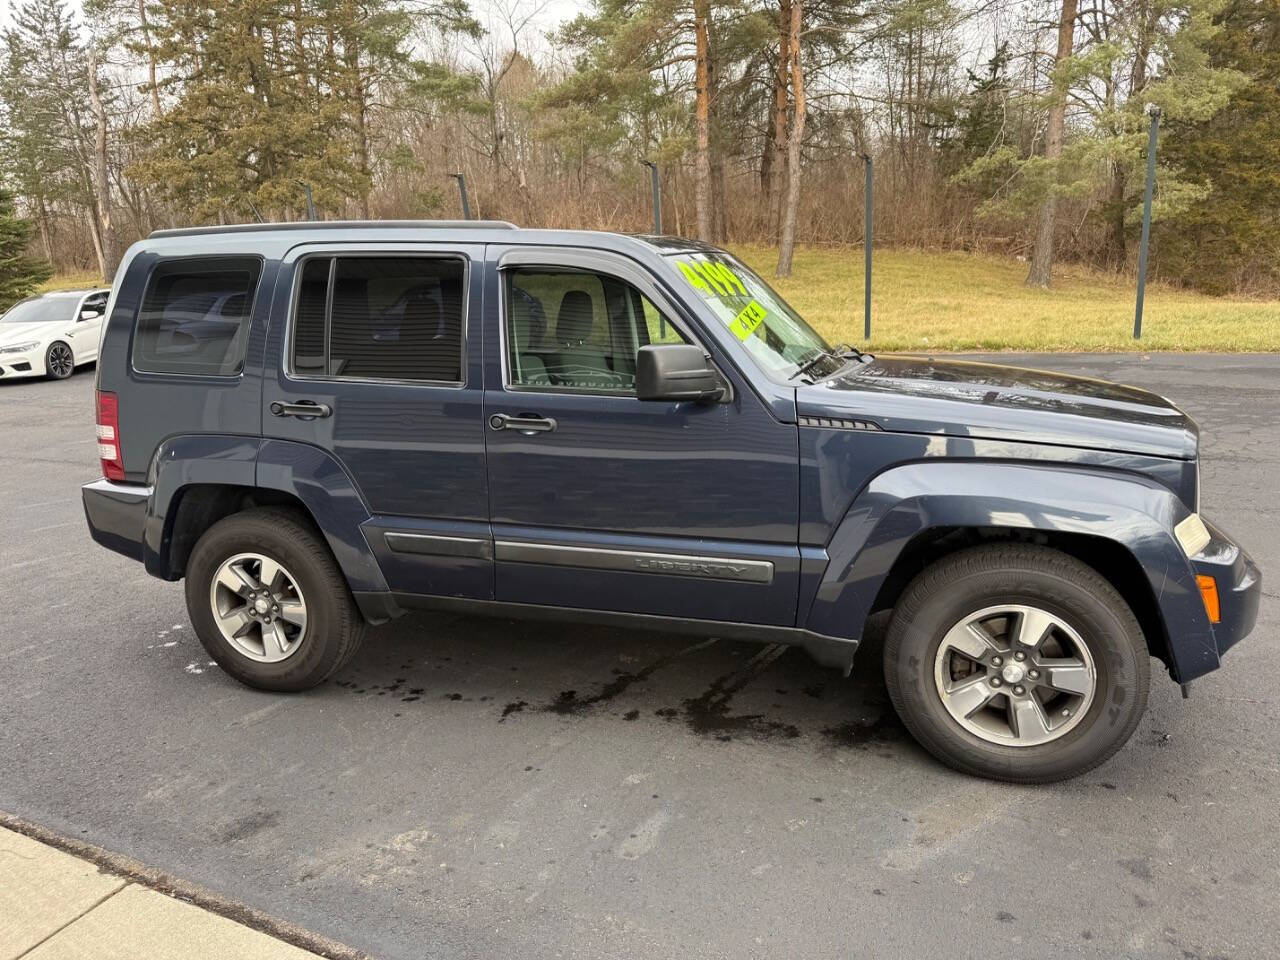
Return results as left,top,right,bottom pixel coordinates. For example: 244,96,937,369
184,508,365,691
883,544,1149,784
45,341,74,380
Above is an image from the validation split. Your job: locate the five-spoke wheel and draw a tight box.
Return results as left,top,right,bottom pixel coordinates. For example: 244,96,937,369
934,603,1096,747
884,544,1149,783
209,553,308,662
186,508,365,691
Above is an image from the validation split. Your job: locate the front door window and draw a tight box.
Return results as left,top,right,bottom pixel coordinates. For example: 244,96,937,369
504,267,688,393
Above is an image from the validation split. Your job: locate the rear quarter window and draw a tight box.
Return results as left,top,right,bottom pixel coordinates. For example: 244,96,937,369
132,257,263,376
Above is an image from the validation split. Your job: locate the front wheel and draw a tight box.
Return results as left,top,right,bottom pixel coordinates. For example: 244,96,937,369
185,508,365,691
884,544,1149,784
45,341,74,379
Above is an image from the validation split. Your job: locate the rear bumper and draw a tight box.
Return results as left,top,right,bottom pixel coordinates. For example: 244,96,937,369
82,477,151,563
1191,518,1261,666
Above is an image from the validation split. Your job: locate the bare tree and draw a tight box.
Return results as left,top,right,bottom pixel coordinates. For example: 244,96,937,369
86,45,115,280
775,0,804,277
1026,0,1079,288
768,0,791,239
693,0,713,241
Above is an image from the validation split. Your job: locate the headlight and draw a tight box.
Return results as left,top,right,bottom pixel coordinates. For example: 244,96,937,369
1175,514,1211,556
0,341,39,354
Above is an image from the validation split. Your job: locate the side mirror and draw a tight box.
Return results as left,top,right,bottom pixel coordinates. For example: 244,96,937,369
636,344,724,403
79,309,102,322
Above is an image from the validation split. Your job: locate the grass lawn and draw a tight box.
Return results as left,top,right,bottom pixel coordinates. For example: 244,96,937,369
37,246,1279,352
733,245,1280,352
38,270,105,293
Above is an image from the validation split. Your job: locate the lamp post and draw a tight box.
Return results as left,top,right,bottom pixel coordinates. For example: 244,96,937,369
450,173,471,220
863,153,873,341
1134,103,1161,340
295,181,317,221
641,160,662,234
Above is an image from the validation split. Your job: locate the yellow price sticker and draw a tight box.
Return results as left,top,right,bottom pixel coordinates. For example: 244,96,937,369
730,300,767,341
677,259,750,298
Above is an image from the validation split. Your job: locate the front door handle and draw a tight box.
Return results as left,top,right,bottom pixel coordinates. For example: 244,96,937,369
489,413,556,434
270,400,332,419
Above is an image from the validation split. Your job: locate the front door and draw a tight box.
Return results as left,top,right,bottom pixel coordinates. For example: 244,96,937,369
262,243,492,600
482,245,800,626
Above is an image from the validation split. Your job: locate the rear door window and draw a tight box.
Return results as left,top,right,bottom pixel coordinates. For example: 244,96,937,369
290,256,465,383
132,257,262,376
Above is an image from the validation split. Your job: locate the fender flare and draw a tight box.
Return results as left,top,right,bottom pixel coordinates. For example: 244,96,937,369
142,435,394,616
802,460,1218,682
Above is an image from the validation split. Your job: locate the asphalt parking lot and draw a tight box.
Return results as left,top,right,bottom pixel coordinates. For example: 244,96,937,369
1,353,1277,960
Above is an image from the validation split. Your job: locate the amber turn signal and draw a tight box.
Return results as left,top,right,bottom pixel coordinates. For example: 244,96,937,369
1196,575,1221,624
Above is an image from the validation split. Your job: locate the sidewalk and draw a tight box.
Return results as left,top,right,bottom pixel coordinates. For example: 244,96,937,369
0,825,345,960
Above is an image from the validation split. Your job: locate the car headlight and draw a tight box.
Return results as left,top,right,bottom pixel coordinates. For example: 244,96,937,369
1175,513,1211,556
0,341,39,354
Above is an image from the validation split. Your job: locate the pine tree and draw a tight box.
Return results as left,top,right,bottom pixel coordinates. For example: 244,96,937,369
1159,0,1280,293
0,188,53,311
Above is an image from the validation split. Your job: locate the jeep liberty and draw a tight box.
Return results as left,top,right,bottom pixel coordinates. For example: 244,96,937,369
82,221,1261,782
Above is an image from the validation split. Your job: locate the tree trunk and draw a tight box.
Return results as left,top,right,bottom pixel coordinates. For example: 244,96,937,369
707,22,727,244
768,0,791,239
1108,1,1152,266
1108,167,1127,267
138,0,162,119
775,0,804,278
86,46,116,281
693,0,713,241
1026,0,1078,288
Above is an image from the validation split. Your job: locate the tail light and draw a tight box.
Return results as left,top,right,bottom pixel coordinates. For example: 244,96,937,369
96,389,125,481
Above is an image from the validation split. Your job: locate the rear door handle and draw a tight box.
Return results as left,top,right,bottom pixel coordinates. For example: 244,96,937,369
489,413,556,434
270,400,332,419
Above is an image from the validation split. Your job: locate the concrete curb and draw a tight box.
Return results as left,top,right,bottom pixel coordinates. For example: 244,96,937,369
0,812,370,960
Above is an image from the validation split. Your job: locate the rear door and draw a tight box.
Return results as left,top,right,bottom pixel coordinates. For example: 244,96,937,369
262,242,492,601
482,244,800,626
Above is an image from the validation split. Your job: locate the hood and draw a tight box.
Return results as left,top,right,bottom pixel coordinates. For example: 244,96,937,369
797,355,1198,459
0,322,57,345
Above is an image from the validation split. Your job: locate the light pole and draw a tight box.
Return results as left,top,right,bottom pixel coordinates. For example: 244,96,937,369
295,180,317,221
641,160,662,234
1134,103,1161,340
863,153,873,341
450,173,471,220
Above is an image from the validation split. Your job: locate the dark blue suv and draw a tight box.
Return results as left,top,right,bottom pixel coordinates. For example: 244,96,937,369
82,221,1260,782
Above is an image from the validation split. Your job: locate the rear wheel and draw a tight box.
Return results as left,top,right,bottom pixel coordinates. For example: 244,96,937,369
45,341,74,379
884,544,1149,783
185,508,365,691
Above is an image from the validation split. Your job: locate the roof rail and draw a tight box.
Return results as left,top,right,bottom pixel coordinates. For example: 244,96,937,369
148,219,519,239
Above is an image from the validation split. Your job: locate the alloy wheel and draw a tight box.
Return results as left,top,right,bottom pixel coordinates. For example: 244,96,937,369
208,552,308,663
47,343,73,378
933,603,1097,747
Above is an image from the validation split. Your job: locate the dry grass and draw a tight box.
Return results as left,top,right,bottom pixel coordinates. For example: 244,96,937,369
734,245,1280,352
38,270,105,293
38,247,1280,351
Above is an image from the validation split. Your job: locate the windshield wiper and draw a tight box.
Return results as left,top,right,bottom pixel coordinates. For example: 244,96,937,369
788,348,839,382
832,342,873,362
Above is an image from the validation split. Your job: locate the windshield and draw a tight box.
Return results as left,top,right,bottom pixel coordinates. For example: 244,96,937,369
1,295,77,324
666,251,844,380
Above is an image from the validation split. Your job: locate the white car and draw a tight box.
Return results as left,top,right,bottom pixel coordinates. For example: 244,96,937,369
0,288,110,381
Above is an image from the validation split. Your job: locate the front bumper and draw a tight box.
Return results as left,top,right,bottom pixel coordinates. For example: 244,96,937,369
82,477,151,563
1190,517,1261,664
0,349,43,379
